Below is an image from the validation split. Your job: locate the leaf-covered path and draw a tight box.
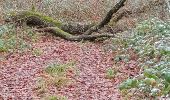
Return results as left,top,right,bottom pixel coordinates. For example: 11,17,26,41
0,35,138,100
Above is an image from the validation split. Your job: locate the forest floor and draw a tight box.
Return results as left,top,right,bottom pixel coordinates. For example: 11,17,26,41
0,0,169,99
0,34,139,100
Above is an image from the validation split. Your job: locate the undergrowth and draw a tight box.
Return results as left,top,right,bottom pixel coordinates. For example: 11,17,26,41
106,67,118,79
109,18,170,99
43,95,67,100
35,62,76,99
0,24,24,52
0,23,38,57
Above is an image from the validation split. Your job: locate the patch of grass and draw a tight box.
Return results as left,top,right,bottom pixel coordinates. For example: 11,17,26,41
0,39,8,52
35,62,76,98
106,68,117,79
44,95,67,100
45,62,75,87
45,62,75,76
36,62,76,96
33,48,43,56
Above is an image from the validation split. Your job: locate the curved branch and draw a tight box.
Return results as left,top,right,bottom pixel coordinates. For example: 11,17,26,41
36,27,114,41
68,34,114,41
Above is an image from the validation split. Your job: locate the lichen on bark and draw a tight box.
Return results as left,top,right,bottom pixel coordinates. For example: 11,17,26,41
8,10,62,27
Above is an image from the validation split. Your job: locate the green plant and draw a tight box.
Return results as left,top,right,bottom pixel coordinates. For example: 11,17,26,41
33,48,43,56
115,18,170,98
106,68,117,79
0,39,7,52
0,24,34,53
35,62,75,98
35,62,75,100
114,54,130,62
44,62,75,87
45,62,74,76
45,95,67,100
35,62,76,98
47,95,58,100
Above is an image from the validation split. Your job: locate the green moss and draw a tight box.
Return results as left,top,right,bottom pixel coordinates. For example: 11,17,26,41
8,10,74,40
9,10,62,27
52,27,73,39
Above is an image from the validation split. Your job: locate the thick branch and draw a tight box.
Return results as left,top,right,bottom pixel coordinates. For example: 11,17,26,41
84,0,126,35
6,10,94,34
6,0,127,41
7,11,62,27
35,27,73,39
36,27,114,41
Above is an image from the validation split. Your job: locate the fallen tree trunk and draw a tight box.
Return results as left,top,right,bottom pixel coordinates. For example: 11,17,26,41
8,10,124,35
7,10,94,34
6,0,127,41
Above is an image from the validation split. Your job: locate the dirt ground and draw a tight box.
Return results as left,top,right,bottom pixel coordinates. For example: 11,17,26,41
0,34,139,100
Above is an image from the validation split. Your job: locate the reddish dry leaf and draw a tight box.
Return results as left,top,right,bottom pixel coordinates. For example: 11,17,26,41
0,35,139,100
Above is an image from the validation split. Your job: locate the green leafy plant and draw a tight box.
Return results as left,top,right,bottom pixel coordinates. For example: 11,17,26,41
44,62,75,87
106,68,117,79
33,48,43,56
114,18,170,99
0,24,34,53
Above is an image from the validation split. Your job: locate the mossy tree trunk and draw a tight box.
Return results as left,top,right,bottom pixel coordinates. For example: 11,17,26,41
6,0,126,41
